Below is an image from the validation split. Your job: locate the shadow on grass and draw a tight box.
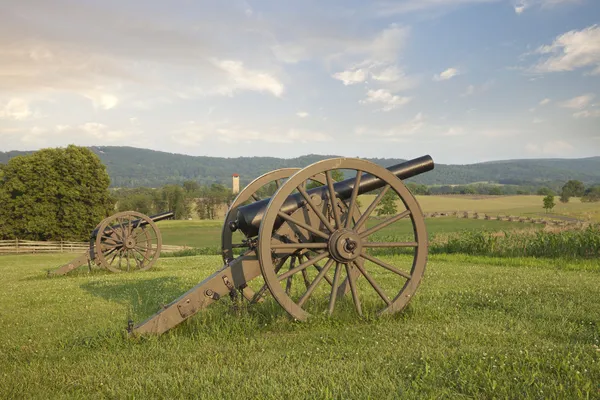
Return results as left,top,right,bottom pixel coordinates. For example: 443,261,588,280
80,276,188,320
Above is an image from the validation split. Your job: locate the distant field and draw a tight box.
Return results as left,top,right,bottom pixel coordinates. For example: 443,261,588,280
1,253,597,398
156,217,538,248
360,194,600,222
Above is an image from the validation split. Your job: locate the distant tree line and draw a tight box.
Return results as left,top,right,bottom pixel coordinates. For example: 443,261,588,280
112,181,234,220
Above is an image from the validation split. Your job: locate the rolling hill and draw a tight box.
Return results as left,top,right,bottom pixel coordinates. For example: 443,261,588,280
1,146,599,188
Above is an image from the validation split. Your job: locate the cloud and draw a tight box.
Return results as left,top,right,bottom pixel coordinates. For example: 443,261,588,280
539,98,551,105
356,113,425,140
558,94,595,109
433,67,460,81
573,109,600,118
332,68,369,85
442,127,465,136
211,59,284,97
525,140,574,155
514,0,583,14
530,24,600,75
9,122,132,146
375,0,499,16
533,117,544,123
296,111,309,118
0,98,32,120
460,80,494,97
359,89,412,111
173,121,332,146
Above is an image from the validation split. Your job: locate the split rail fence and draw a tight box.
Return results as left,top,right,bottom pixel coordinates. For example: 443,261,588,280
0,239,185,255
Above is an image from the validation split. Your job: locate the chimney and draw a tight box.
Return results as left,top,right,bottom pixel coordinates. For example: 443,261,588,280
232,173,240,194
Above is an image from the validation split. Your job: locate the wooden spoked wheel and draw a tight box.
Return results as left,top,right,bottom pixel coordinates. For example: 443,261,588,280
222,168,331,304
221,168,301,264
257,158,428,321
95,211,162,273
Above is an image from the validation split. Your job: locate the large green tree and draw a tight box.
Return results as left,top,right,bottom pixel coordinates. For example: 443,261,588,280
0,145,114,240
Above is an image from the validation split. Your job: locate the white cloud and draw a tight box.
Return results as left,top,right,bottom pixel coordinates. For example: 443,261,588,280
84,91,119,110
460,80,494,97
514,0,583,14
0,98,32,120
355,112,425,140
514,4,526,13
533,117,544,123
558,94,595,109
376,0,499,16
526,140,574,155
433,67,460,81
332,69,369,85
173,121,332,147
359,89,412,111
531,24,600,75
539,98,551,105
296,111,309,118
573,109,600,118
442,127,465,136
212,59,284,97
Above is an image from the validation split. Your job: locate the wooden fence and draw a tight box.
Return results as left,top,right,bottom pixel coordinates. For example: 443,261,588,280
0,239,185,255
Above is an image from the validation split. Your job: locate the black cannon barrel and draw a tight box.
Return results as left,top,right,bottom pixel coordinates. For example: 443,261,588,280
232,155,434,238
90,211,174,239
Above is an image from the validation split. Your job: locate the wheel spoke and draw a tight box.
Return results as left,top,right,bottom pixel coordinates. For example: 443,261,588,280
285,255,296,295
327,262,342,315
326,171,342,229
345,263,362,316
277,211,330,240
126,250,130,272
354,185,390,232
271,242,327,250
345,171,362,229
251,256,289,303
134,247,152,263
352,260,391,306
359,252,412,280
362,241,418,248
251,193,261,201
297,185,335,233
297,258,335,307
277,251,330,282
360,210,411,238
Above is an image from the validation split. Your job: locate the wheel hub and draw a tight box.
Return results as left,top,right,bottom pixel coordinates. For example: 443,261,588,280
124,236,137,249
328,229,362,263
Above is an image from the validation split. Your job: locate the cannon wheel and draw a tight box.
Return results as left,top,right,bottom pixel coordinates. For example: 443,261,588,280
221,168,302,263
95,211,162,273
222,168,333,303
257,158,428,321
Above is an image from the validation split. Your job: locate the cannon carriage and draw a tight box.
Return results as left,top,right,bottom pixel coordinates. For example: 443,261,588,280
48,211,173,276
130,156,434,335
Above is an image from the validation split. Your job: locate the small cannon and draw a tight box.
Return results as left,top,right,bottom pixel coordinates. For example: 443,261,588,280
48,210,173,276
131,156,434,335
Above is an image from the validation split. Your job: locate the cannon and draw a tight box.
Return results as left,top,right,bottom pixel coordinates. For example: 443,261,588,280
130,156,434,335
48,210,173,276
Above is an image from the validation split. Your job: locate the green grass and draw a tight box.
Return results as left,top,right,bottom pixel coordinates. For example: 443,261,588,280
1,253,598,399
157,217,539,248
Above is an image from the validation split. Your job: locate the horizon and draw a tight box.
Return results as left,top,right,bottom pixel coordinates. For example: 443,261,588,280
1,144,598,166
1,0,599,164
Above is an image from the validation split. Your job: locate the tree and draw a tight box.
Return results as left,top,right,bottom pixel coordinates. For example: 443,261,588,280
0,145,114,240
561,180,585,198
543,195,555,213
489,186,503,195
559,192,570,203
376,190,398,216
582,186,600,202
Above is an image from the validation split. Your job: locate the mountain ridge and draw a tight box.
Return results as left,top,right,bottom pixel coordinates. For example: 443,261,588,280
1,146,599,188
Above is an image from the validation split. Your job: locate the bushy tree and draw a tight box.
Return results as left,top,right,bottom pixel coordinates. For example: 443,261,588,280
0,145,114,240
376,190,398,216
542,195,555,213
561,180,585,198
582,186,600,202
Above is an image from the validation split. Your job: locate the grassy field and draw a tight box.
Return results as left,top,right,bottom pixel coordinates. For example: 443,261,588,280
1,253,598,398
156,217,542,248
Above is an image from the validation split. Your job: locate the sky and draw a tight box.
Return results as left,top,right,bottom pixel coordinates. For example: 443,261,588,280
0,0,599,164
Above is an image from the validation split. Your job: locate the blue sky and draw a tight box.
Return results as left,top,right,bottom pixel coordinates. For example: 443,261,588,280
0,0,599,164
